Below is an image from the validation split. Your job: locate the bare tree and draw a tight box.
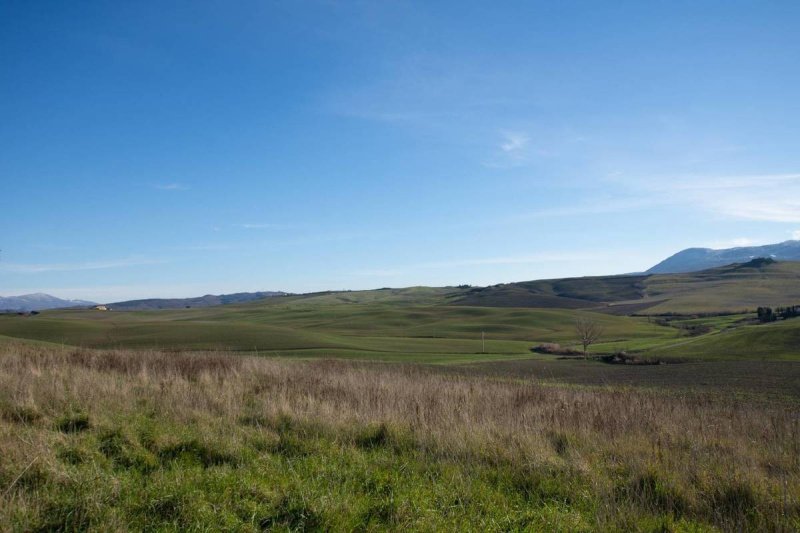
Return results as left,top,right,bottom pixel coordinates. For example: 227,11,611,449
574,317,603,358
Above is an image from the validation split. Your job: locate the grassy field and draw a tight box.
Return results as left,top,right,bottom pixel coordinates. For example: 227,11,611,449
2,295,800,363
1,343,798,531
646,319,800,361
0,303,678,359
3,261,800,364
2,271,800,531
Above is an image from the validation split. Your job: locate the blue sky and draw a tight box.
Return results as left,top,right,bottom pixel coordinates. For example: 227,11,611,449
2,1,800,301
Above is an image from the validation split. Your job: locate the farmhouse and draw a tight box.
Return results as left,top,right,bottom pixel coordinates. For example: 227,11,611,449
93,305,109,311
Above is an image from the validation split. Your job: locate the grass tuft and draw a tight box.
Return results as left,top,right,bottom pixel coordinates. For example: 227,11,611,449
355,422,391,450
0,401,41,424
259,495,322,531
157,438,239,468
55,412,90,434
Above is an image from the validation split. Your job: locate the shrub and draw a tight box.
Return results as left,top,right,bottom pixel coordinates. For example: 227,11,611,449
530,343,582,356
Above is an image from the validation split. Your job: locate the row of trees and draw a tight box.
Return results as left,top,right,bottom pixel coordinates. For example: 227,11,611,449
757,305,800,323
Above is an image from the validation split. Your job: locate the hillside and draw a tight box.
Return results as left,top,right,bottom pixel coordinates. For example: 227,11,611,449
107,291,288,310
644,318,800,360
454,260,800,314
452,275,647,309
647,240,800,273
634,259,800,314
0,293,95,312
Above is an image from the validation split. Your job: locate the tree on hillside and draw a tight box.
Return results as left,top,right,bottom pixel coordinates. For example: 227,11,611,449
575,317,603,358
757,307,777,323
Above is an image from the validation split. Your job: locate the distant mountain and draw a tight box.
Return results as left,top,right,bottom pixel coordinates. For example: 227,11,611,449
647,240,800,274
0,293,96,312
107,291,288,310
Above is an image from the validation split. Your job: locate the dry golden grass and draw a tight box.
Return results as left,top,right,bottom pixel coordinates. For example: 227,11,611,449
1,342,798,531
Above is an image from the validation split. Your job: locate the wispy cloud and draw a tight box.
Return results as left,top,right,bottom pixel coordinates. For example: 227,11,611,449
483,130,541,168
500,131,529,153
174,243,237,252
0,256,166,274
352,268,405,277
418,252,593,269
154,183,189,191
236,223,284,230
511,197,657,220
609,172,800,223
353,252,600,278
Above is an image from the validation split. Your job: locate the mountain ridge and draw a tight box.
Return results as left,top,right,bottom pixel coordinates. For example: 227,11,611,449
0,293,96,312
647,240,800,273
107,291,289,310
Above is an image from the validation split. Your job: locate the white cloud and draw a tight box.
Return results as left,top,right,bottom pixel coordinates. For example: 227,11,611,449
352,268,405,277
500,131,529,153
154,183,189,191
237,223,283,230
353,251,609,278
705,238,760,249
0,257,165,274
611,172,800,223
483,131,541,168
512,197,657,220
792,230,800,240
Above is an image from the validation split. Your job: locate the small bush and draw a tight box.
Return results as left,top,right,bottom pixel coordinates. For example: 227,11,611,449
601,352,665,365
531,343,583,356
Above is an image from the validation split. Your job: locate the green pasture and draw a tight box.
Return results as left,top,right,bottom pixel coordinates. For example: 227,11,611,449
1,264,799,362
0,303,674,359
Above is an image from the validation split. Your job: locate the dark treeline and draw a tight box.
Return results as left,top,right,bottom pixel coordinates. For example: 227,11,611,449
757,305,800,323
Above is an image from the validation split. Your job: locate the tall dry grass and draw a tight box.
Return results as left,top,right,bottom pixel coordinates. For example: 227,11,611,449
1,342,798,530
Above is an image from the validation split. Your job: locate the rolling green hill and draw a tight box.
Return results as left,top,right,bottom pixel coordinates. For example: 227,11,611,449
635,259,800,313
0,301,675,362
455,260,800,314
643,318,800,361
1,260,799,362
452,275,647,308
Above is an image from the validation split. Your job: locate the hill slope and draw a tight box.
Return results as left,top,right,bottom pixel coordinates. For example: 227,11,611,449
647,240,800,273
644,318,800,360
107,291,287,310
453,260,800,314
636,259,800,314
452,275,647,309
